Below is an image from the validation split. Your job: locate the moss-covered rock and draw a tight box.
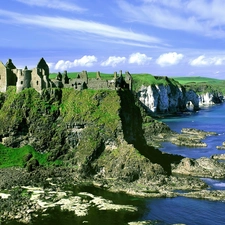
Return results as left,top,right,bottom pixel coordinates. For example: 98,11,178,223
0,87,183,182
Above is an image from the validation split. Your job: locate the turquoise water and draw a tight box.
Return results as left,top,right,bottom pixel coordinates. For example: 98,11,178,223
6,104,225,225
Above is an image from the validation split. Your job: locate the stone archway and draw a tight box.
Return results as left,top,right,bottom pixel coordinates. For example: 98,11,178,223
186,101,194,111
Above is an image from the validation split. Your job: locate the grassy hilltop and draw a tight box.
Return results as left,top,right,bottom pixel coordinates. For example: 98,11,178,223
1,72,224,171
50,72,225,94
173,76,225,94
0,87,121,170
0,85,180,178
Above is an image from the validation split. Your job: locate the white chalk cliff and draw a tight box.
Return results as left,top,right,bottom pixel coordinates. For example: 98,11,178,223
138,84,224,114
198,92,224,105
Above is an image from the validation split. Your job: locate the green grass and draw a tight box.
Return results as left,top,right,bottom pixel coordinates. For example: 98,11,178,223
173,76,225,94
173,76,225,85
60,89,120,134
0,144,62,168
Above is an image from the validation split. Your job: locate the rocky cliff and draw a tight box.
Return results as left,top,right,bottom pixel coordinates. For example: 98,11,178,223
137,78,224,114
0,87,183,182
1,86,225,224
138,83,199,114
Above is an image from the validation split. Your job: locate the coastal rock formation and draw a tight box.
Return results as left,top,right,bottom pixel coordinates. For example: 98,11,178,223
211,153,225,160
138,83,200,114
138,78,224,114
143,126,216,149
198,92,224,105
216,141,225,150
168,128,217,147
0,88,179,180
138,84,186,113
180,190,225,202
171,157,225,178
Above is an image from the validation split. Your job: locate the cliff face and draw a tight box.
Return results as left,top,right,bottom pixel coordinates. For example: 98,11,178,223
138,84,199,113
198,92,224,105
0,87,181,182
138,83,224,114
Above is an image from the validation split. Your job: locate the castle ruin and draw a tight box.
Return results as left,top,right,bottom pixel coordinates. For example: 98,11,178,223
0,58,132,93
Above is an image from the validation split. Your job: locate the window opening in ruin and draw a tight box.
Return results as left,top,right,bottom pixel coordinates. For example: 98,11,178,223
21,81,23,84
36,81,39,85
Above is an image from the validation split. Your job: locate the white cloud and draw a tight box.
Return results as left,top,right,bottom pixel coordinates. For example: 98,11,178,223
0,9,162,45
54,55,97,71
15,0,87,12
118,0,225,38
47,62,55,70
74,55,98,67
101,56,126,67
156,52,184,67
128,52,152,65
189,55,225,66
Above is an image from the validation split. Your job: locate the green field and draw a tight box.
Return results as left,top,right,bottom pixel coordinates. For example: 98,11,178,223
131,73,179,90
172,76,225,94
172,76,225,85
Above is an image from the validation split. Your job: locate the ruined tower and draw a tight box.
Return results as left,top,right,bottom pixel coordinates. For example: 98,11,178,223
31,58,50,92
16,66,32,93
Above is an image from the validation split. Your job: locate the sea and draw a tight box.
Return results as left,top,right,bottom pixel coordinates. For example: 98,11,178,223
6,103,225,225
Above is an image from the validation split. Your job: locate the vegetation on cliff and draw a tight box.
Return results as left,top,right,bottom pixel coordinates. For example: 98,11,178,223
131,74,179,91
1,73,220,176
173,76,225,95
0,86,180,180
50,72,181,92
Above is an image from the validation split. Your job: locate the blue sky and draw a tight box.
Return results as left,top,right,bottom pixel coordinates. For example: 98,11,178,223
1,0,225,78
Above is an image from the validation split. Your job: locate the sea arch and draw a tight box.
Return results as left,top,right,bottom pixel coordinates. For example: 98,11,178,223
185,90,200,111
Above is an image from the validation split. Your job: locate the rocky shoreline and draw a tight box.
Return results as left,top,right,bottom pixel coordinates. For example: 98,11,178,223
0,160,224,224
1,126,225,224
143,124,217,149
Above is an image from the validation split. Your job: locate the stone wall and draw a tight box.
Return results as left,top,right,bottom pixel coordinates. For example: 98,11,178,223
0,62,7,92
51,70,131,91
16,68,32,93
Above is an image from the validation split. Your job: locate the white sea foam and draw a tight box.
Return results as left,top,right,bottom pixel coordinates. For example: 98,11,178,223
214,183,225,187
